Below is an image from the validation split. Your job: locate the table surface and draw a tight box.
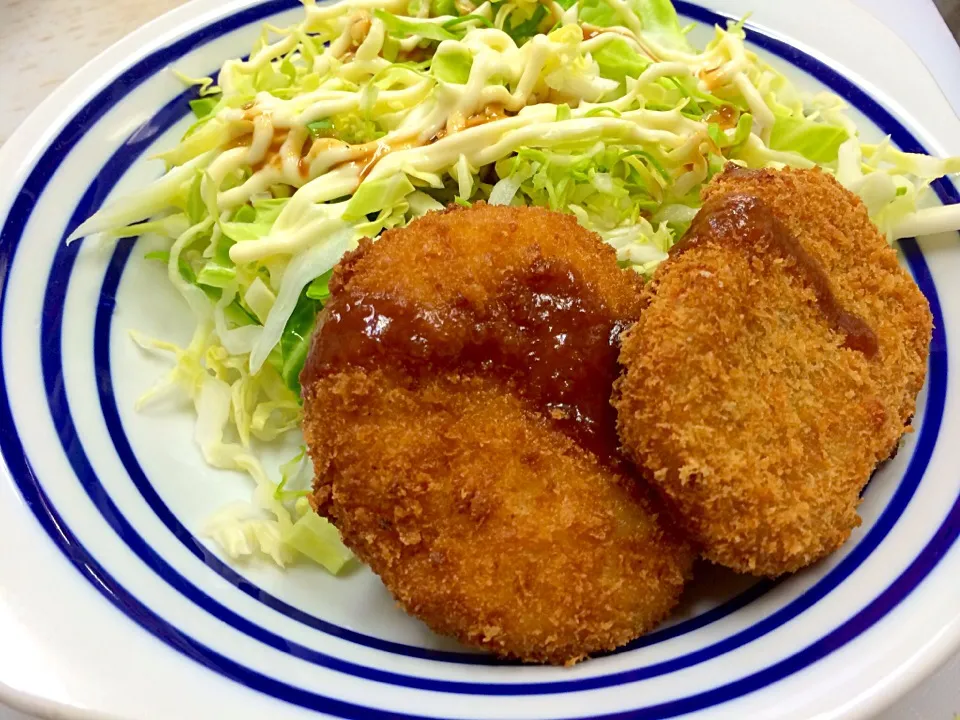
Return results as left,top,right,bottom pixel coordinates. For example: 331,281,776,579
935,0,960,41
1,0,959,718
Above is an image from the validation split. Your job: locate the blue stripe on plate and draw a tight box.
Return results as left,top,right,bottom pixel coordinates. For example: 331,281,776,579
93,225,775,663
0,0,955,714
84,229,947,696
95,221,779,660
81,0,953,676
32,0,780,669
78,0,957,669
69,20,949,685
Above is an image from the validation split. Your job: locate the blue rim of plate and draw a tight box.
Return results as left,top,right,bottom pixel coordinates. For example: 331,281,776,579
83,0,953,674
0,0,956,715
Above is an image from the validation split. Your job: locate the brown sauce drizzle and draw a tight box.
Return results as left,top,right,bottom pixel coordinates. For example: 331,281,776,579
320,136,421,181
672,189,879,357
250,130,289,173
698,64,726,90
465,103,508,128
579,24,659,61
434,104,515,142
224,132,253,150
706,104,738,130
396,46,431,63
298,136,313,179
302,258,633,464
582,25,602,40
357,142,395,182
231,104,512,183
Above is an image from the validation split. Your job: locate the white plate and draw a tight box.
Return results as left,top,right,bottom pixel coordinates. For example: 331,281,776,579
0,1,959,718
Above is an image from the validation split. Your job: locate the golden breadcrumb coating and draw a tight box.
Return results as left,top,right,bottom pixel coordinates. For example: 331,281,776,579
301,203,694,664
304,371,691,664
613,166,931,577
323,202,645,317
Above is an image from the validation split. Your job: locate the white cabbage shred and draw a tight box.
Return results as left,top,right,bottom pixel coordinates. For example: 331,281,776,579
70,0,960,570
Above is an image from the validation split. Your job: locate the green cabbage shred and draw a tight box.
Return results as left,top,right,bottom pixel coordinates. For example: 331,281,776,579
66,0,960,571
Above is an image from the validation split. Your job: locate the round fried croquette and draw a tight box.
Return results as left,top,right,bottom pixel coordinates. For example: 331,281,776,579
304,371,692,664
613,166,932,577
301,203,694,663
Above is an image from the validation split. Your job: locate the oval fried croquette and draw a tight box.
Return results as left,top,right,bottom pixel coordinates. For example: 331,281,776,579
305,371,691,664
613,166,932,577
301,203,694,664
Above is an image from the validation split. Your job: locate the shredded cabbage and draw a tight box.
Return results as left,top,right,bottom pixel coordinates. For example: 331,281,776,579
71,0,960,570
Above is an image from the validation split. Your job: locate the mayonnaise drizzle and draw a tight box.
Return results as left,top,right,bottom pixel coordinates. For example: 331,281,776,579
190,0,782,259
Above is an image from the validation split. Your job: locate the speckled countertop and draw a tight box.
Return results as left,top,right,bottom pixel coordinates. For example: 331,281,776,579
1,0,958,140
0,0,958,718
0,0,187,144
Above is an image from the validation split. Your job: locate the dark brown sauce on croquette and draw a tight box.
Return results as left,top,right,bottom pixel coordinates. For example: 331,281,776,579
302,258,630,464
673,188,879,358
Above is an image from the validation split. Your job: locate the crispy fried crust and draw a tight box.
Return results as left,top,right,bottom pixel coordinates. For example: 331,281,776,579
613,167,932,577
302,203,694,664
325,203,645,317
304,371,692,664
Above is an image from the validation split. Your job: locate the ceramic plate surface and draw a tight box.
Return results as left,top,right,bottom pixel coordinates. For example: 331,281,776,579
1,0,960,718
